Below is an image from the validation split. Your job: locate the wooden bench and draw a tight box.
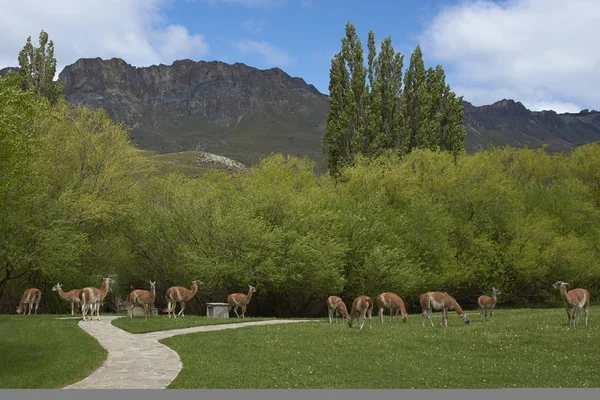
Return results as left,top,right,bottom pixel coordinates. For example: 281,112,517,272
206,302,229,318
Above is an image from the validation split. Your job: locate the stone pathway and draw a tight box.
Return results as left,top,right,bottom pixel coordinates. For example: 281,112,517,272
64,316,313,389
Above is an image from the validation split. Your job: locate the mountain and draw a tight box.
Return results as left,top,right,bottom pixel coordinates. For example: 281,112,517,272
5,58,600,164
463,100,600,153
0,67,19,76
59,58,329,166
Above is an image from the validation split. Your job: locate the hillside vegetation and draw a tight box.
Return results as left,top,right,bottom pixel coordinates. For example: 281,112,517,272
2,65,600,316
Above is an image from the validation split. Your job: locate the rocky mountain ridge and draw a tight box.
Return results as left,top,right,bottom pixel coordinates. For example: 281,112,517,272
3,59,599,164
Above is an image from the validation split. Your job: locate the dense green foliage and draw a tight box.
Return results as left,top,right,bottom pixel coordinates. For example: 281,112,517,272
0,74,150,312
323,22,465,175
17,30,63,104
2,48,600,316
163,306,600,389
0,315,107,388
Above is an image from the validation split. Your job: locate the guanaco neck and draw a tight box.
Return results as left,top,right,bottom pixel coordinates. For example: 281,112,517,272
491,291,498,305
246,288,254,302
150,285,156,302
559,285,570,303
189,283,198,299
57,287,70,301
451,298,466,316
339,303,349,318
99,280,111,298
17,295,26,311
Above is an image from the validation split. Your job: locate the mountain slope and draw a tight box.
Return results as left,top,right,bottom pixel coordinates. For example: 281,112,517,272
59,58,329,165
463,100,600,153
5,58,600,164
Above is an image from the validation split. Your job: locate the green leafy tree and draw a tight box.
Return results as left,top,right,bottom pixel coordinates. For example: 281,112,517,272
400,45,428,152
323,22,368,175
18,30,63,103
369,36,404,152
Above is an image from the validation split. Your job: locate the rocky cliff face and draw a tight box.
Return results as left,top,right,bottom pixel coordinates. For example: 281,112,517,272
60,58,329,165
0,67,19,77
7,57,597,164
463,99,600,152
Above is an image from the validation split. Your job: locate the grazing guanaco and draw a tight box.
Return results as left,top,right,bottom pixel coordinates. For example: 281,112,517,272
348,296,373,330
553,281,590,326
327,295,349,323
16,288,41,315
376,292,408,323
420,292,470,327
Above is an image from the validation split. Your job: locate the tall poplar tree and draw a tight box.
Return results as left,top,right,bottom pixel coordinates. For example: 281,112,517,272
324,24,465,174
323,22,368,175
399,45,428,153
18,30,63,104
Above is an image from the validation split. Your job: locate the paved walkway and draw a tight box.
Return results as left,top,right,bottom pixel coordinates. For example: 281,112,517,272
64,316,313,389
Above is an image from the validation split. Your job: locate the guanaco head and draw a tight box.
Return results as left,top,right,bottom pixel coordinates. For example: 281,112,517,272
249,285,257,293
463,314,471,326
402,314,407,323
102,277,115,293
493,287,501,296
553,281,569,289
16,306,22,314
192,280,203,286
347,314,353,328
52,283,62,292
149,281,156,288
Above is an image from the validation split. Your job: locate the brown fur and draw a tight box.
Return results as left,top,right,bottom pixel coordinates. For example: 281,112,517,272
553,281,590,326
52,283,82,315
16,288,41,315
348,296,373,330
477,287,501,321
376,292,407,323
420,291,470,327
227,285,256,318
164,280,202,318
80,278,113,321
129,281,156,319
327,295,349,323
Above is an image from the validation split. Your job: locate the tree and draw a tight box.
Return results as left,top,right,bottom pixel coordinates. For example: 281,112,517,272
400,45,428,153
323,24,465,175
18,30,63,103
322,22,368,175
369,36,404,153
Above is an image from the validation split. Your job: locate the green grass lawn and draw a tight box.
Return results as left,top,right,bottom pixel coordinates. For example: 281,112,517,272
112,315,271,334
0,315,107,389
162,306,600,389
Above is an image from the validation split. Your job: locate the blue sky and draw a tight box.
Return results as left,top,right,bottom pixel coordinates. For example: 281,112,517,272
1,0,599,113
162,0,450,95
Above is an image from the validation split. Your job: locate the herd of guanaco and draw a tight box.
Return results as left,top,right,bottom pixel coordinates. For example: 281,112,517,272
329,282,590,329
16,280,590,329
16,279,256,321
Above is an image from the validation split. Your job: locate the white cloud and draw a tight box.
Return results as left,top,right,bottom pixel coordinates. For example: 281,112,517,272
420,0,600,112
241,18,265,33
0,0,209,76
234,39,292,67
523,101,582,114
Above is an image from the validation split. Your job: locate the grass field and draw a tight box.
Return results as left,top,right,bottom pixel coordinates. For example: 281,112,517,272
0,315,107,389
112,315,270,334
161,306,600,389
